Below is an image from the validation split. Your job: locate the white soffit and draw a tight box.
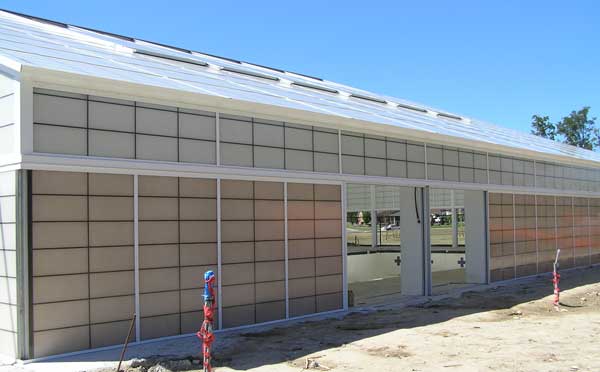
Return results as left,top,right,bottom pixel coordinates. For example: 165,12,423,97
0,9,599,165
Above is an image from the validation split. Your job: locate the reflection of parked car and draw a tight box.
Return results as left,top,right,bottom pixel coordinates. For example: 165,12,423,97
380,224,400,231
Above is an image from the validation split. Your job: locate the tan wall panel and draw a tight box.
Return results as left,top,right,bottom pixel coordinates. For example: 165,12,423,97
181,311,204,334
220,180,253,199
221,199,254,220
289,258,315,279
255,281,285,303
180,221,217,243
136,107,177,136
255,220,284,241
256,301,285,323
180,243,217,266
90,222,133,246
32,170,87,195
316,256,342,276
139,221,178,245
89,196,133,221
140,291,180,317
289,297,315,317
315,220,342,238
179,178,216,198
33,274,88,304
315,238,342,257
288,220,315,240
89,173,133,196
138,176,178,197
90,295,134,323
287,201,314,220
287,183,314,200
179,198,216,220
90,271,134,298
222,305,254,328
221,221,254,242
140,314,180,340
91,320,132,348
222,284,254,307
33,300,89,331
139,197,178,220
33,195,87,222
33,94,86,127
254,181,283,200
221,242,254,264
222,263,254,286
33,326,89,358
89,246,134,272
289,277,315,298
33,248,88,276
140,268,178,293
316,274,342,295
33,222,87,249
254,200,284,220
255,240,284,261
180,265,216,289
139,244,179,269
314,201,342,220
180,288,203,312
255,261,285,282
316,293,342,312
289,239,314,259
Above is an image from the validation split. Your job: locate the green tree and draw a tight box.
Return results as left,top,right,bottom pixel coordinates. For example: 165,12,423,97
531,115,555,140
530,107,598,150
556,107,598,150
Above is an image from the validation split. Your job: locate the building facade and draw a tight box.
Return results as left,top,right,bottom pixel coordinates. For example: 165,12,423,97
0,10,599,359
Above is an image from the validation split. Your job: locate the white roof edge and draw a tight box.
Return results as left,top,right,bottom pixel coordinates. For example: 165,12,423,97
22,65,600,169
0,55,22,79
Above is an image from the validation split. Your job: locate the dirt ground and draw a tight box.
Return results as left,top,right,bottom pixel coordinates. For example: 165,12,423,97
206,266,600,372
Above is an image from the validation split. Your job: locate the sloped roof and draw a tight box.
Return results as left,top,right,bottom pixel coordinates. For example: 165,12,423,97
0,9,598,165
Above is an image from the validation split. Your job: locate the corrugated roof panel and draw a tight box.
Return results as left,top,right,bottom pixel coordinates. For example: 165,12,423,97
0,9,598,164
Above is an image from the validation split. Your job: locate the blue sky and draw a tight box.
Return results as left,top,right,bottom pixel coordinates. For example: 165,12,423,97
2,1,599,134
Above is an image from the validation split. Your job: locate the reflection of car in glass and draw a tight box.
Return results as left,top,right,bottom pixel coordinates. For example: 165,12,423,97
380,224,400,231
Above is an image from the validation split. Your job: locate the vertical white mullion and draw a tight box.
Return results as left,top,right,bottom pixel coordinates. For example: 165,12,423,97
424,143,428,180
486,152,490,184
533,160,537,189
370,185,376,251
133,174,140,342
215,112,221,166
341,182,348,310
216,178,222,330
534,194,539,274
512,194,516,277
588,198,592,265
572,197,575,267
338,129,343,174
284,182,289,318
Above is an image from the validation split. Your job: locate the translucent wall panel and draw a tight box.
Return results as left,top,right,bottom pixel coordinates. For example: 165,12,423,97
514,194,536,278
489,193,515,282
0,171,17,358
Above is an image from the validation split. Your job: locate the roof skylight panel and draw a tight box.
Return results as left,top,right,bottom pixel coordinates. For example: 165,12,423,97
220,66,279,82
291,81,339,94
349,93,387,105
396,102,428,113
133,49,209,67
437,112,463,121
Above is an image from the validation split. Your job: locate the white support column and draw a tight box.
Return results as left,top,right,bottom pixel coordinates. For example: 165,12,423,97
216,178,223,330
398,187,426,296
370,185,376,252
341,183,348,310
284,182,289,318
215,112,220,166
464,190,488,284
451,190,458,250
133,174,140,342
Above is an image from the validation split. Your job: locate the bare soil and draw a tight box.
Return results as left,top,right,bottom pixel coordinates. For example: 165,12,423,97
206,266,600,372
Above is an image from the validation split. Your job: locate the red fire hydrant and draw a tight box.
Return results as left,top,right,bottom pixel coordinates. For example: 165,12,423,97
197,271,216,372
